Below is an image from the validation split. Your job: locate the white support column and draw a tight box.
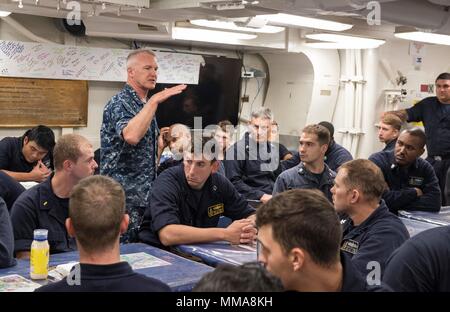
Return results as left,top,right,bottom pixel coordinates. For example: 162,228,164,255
358,48,380,158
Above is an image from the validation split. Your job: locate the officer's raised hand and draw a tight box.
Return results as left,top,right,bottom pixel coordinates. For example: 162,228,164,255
123,85,187,146
148,84,187,106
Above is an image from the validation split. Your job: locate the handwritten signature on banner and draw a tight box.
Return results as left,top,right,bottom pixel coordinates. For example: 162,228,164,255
0,40,202,84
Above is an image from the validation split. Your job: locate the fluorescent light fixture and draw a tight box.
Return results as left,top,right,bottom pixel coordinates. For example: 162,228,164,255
190,19,284,34
0,11,12,17
260,13,353,31
394,31,450,46
305,33,385,49
305,42,379,49
172,27,257,44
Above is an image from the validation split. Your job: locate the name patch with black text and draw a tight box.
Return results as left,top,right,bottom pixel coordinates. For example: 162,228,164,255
341,239,359,255
408,176,424,187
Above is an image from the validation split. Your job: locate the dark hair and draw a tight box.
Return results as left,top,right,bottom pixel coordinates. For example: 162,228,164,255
339,159,387,202
23,125,55,152
216,120,234,136
188,135,219,161
318,121,334,138
401,127,427,149
302,124,331,146
193,262,284,292
69,175,125,253
256,189,342,267
435,72,450,82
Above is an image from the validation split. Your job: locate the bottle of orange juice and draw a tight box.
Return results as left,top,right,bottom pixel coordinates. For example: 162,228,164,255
30,229,49,280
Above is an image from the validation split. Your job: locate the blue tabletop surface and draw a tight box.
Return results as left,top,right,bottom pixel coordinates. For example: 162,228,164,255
0,243,213,291
399,217,441,237
174,241,257,267
399,206,450,226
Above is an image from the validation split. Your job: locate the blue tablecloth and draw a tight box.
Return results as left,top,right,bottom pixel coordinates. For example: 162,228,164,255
399,206,450,226
399,217,441,237
174,241,257,267
0,243,213,291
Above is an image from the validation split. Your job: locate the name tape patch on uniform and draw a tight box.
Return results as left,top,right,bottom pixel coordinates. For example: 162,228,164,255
208,203,224,218
408,176,424,187
341,239,359,255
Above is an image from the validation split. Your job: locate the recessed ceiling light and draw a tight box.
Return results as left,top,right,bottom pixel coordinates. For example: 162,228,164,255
172,27,257,44
259,13,353,31
305,33,385,49
0,11,12,17
190,19,284,34
395,30,450,46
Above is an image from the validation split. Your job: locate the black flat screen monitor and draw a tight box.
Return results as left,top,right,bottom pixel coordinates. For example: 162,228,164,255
153,56,242,129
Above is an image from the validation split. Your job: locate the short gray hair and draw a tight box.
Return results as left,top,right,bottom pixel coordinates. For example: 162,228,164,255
127,49,156,69
251,108,273,121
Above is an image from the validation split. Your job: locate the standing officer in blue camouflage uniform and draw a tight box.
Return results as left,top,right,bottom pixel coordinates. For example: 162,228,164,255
100,49,186,242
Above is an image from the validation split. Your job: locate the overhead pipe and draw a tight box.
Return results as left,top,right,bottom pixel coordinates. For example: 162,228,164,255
341,49,355,151
349,49,357,154
340,49,350,151
339,48,365,157
359,48,380,158
352,49,364,158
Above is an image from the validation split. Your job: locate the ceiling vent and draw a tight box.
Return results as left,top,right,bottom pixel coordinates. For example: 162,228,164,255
138,24,159,31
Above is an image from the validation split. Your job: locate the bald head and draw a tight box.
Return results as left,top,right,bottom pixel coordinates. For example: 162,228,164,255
168,124,191,156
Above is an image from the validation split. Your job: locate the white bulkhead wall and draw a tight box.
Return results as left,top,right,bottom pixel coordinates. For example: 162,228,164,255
261,28,340,138
261,52,314,137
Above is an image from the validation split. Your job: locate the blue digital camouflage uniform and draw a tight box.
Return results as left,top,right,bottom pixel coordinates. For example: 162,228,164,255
100,84,159,242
